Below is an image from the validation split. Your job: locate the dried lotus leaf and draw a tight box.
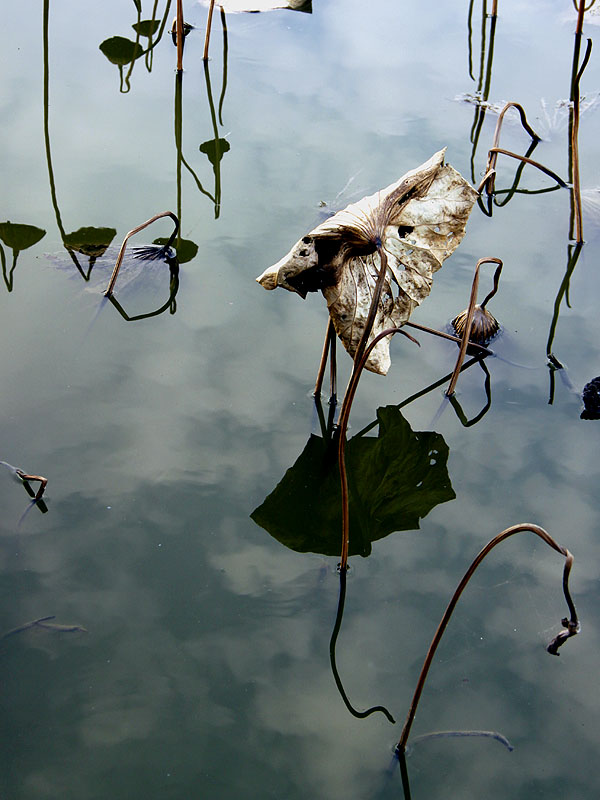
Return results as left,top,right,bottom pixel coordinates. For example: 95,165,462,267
257,149,478,374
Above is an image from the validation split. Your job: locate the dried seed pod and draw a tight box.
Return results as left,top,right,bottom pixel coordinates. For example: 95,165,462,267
451,304,499,346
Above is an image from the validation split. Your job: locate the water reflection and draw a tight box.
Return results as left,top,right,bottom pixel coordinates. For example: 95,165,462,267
252,406,455,558
99,0,173,92
43,0,117,283
465,0,499,185
0,222,46,292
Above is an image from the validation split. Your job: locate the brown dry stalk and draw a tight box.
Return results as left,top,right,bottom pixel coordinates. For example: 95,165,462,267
396,523,579,753
104,211,179,297
337,323,420,570
176,0,184,71
203,0,216,62
446,257,502,396
314,319,336,399
479,102,540,198
479,150,566,196
571,38,593,243
405,321,493,354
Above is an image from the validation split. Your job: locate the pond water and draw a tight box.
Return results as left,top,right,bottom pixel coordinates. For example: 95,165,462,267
1,1,600,798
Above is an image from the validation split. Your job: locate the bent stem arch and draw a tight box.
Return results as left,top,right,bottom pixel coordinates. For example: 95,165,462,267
396,523,580,754
104,211,180,297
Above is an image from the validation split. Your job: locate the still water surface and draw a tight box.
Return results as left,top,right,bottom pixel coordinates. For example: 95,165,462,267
1,1,600,798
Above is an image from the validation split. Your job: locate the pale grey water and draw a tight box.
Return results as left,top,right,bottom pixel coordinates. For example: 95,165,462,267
1,1,600,798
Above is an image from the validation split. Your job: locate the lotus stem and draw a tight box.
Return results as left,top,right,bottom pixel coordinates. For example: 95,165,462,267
405,321,493,355
104,211,179,297
314,318,336,399
203,0,216,61
396,523,579,753
446,258,502,396
337,324,420,571
571,38,593,243
176,0,184,71
479,149,566,197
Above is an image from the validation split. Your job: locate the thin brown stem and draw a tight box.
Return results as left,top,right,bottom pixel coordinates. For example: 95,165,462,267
104,211,179,297
405,321,493,355
337,325,419,570
479,149,566,196
397,523,579,752
176,0,184,71
571,38,593,243
314,319,332,397
203,0,216,61
446,258,502,396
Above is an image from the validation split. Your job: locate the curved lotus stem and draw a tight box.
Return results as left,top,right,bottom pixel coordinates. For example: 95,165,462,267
396,523,579,753
104,211,179,297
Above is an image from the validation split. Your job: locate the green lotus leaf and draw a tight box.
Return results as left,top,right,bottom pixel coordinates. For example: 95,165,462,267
251,406,455,557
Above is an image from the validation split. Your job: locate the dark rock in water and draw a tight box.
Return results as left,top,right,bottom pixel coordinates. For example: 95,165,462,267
581,376,600,420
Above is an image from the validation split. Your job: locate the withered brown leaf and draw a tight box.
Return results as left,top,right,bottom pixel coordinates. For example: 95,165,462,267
257,149,478,374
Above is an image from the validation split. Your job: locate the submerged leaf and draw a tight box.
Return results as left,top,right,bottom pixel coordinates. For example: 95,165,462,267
257,149,477,374
251,406,455,557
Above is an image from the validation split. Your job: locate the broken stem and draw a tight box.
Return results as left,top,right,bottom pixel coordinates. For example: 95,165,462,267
396,523,579,753
15,471,48,502
446,257,502,396
104,211,179,297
